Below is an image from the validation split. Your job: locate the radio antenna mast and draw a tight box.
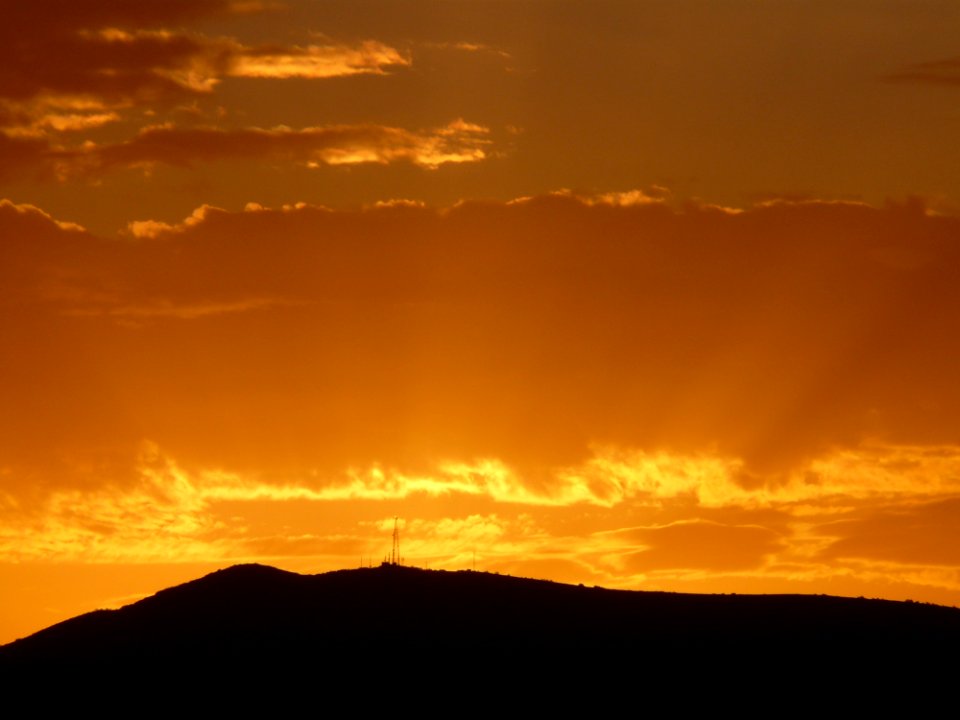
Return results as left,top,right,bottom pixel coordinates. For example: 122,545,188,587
391,516,401,566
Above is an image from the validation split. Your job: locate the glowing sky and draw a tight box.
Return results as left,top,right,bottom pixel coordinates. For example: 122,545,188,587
3,0,960,643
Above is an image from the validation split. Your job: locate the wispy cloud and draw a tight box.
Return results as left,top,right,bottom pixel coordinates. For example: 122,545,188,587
0,3,408,138
65,297,290,321
53,119,491,176
423,41,512,59
230,40,409,79
885,56,960,87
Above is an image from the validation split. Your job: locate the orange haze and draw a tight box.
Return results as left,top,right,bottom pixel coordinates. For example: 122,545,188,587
2,1,960,642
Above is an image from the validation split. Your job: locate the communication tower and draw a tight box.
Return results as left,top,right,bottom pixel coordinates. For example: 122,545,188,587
390,516,401,566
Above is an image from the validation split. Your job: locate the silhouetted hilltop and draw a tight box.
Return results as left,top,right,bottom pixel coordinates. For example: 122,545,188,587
3,563,959,679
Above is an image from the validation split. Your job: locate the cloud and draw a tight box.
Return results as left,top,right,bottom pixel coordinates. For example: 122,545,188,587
230,40,410,79
818,499,960,567
65,298,291,321
5,193,960,510
1,117,490,181
0,198,86,233
124,204,222,238
0,28,232,110
0,444,219,563
0,31,408,113
509,187,671,208
0,441,560,563
1,110,121,138
564,443,960,510
4,438,959,615
0,133,53,181
592,187,672,206
0,3,407,138
885,57,960,87
618,520,785,572
1,1,263,37
0,198,103,307
0,1,423,190
36,119,488,177
29,112,121,134
423,41,512,59
375,514,538,569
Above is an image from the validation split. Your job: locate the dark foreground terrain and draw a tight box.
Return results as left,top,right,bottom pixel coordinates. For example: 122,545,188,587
2,563,958,685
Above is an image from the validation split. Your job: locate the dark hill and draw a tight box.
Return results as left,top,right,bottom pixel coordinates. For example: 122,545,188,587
2,563,958,682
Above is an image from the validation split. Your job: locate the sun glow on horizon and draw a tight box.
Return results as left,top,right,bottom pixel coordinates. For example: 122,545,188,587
3,0,960,646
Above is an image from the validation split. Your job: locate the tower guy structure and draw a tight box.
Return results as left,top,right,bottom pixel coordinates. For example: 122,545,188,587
389,516,401,566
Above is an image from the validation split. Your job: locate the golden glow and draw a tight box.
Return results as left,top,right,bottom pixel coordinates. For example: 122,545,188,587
124,204,220,238
0,198,86,232
230,41,410,79
34,120,492,178
3,0,960,646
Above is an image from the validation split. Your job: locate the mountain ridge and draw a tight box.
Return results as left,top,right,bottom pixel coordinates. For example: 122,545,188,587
3,562,959,676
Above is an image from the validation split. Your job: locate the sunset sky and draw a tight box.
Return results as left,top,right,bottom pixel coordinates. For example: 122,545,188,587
4,0,960,643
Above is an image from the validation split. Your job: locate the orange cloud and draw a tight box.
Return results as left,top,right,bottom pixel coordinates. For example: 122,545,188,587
423,41,512,59
49,119,490,176
0,198,86,233
231,40,409,79
65,298,291,321
0,2,407,143
617,520,785,572
818,499,960,567
124,204,223,238
2,1,266,29
365,514,539,569
568,443,960,509
0,441,559,563
0,30,409,124
0,29,230,111
5,193,960,483
3,434,960,621
0,133,52,181
0,118,490,181
886,57,960,87
2,112,121,137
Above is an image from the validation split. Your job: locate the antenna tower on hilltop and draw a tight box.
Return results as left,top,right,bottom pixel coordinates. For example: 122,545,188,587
390,516,401,566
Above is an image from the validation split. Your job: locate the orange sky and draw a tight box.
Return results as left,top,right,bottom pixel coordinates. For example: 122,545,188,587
3,0,960,643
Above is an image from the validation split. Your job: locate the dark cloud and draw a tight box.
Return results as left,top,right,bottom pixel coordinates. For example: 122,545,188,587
0,0,419,182
0,133,51,182
0,2,263,105
83,120,488,173
0,1,398,125
0,29,232,106
1,1,257,34
1,120,487,183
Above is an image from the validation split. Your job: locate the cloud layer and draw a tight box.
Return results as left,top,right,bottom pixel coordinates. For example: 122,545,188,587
5,194,959,481
5,192,960,606
0,0,420,184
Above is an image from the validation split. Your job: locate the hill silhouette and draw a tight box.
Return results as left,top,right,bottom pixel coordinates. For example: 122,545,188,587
2,563,959,682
